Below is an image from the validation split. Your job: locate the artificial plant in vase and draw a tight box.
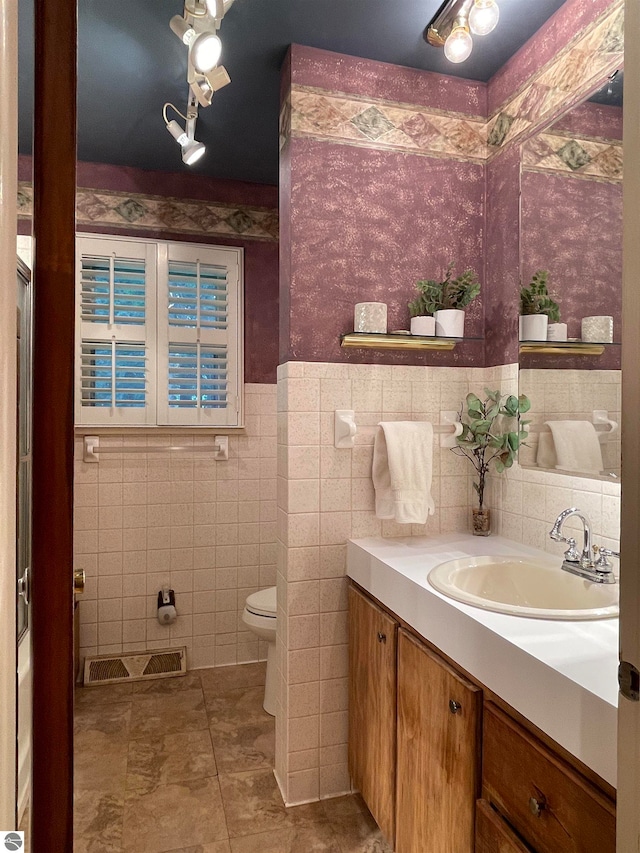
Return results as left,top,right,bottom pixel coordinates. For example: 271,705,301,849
453,389,530,536
412,261,481,338
519,270,560,341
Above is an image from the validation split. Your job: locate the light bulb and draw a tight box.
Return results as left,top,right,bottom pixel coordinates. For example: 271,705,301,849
191,32,222,73
182,140,206,165
444,23,473,63
469,0,500,36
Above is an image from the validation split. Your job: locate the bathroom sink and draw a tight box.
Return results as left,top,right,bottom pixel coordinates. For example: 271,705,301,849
427,555,619,620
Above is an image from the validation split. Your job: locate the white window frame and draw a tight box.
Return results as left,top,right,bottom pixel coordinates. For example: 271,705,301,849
74,233,244,429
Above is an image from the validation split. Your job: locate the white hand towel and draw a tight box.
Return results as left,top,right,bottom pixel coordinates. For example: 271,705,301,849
545,420,603,475
536,431,557,469
372,421,435,524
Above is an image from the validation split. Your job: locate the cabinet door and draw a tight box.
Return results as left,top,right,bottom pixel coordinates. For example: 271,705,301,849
476,799,530,853
396,629,482,853
348,584,398,844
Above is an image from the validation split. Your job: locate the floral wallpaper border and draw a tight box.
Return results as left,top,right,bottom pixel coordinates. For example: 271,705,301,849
17,183,279,243
522,132,622,183
281,1,623,165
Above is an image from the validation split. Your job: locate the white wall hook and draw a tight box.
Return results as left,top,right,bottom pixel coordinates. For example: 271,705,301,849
440,411,463,448
213,435,229,460
593,410,618,443
335,410,357,448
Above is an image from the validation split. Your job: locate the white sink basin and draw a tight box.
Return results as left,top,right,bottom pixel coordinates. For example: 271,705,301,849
428,555,619,620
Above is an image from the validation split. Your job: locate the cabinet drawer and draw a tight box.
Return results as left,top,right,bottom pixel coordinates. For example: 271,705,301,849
483,703,615,853
476,800,530,853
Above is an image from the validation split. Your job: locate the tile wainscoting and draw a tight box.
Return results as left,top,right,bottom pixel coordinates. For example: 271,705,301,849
74,383,277,672
274,360,621,805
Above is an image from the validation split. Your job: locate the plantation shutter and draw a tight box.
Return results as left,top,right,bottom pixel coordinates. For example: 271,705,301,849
75,237,157,425
157,243,242,426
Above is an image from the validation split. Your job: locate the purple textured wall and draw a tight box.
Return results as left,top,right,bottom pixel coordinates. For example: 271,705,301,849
19,156,280,384
487,0,617,116
288,44,487,117
553,102,623,140
281,138,485,366
521,169,621,369
485,148,521,368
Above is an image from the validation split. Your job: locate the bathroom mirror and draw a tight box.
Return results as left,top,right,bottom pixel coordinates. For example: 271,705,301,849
518,73,622,480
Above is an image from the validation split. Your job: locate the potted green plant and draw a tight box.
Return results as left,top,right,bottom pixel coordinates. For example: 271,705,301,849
408,290,435,336
453,389,530,535
519,270,561,342
412,262,480,338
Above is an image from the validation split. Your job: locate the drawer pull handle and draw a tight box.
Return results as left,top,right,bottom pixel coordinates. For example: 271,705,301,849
377,632,387,644
529,796,546,817
449,699,461,714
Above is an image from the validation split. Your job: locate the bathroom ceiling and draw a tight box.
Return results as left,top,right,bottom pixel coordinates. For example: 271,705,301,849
18,0,572,185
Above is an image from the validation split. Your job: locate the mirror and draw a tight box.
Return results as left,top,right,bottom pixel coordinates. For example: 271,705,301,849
518,73,622,480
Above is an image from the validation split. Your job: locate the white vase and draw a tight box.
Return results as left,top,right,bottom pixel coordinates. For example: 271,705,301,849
547,323,567,342
434,308,465,338
410,316,436,336
519,314,548,342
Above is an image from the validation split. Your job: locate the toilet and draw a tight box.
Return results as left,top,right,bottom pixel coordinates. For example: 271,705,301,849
242,586,277,716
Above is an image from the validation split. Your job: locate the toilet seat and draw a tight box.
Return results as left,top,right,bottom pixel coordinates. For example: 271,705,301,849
245,586,276,618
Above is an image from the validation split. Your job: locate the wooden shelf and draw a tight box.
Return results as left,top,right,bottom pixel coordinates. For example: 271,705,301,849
519,341,616,356
340,332,476,351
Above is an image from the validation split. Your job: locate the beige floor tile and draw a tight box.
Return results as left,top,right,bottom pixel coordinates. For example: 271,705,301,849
122,776,228,852
74,701,132,745
127,730,217,795
129,689,207,740
132,672,203,696
204,685,268,727
218,769,325,838
75,730,129,794
322,797,392,853
75,682,134,708
229,824,340,853
74,789,125,853
210,718,275,774
199,662,266,693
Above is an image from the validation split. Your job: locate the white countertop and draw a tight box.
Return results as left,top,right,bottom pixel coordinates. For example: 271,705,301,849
347,533,619,787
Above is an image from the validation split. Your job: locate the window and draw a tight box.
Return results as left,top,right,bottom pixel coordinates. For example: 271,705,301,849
75,235,243,427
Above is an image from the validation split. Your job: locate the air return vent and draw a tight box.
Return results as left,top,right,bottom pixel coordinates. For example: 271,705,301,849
83,646,187,686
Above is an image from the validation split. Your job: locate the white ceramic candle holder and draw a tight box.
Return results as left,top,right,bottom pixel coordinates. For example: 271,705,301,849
581,316,613,343
354,302,387,334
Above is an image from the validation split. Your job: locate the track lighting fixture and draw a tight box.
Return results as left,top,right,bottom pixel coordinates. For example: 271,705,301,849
424,0,501,64
163,0,235,165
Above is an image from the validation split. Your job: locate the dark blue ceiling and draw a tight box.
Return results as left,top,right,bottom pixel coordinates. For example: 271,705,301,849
19,0,572,185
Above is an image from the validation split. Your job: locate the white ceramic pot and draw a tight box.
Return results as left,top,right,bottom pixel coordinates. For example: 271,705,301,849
410,315,436,336
519,314,548,342
434,309,465,338
547,323,568,342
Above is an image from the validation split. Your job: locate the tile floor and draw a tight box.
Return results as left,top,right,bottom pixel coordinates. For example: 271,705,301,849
73,662,392,853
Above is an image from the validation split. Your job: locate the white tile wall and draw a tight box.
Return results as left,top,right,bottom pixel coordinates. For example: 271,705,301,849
274,360,622,806
74,383,277,671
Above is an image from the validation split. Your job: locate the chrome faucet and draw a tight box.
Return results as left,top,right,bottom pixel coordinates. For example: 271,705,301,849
549,507,618,584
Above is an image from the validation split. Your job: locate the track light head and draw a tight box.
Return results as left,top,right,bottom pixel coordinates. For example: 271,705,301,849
165,119,206,166
191,31,222,73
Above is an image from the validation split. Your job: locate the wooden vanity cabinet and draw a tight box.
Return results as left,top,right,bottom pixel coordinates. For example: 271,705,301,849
476,799,531,853
396,629,482,853
482,703,615,853
348,585,398,844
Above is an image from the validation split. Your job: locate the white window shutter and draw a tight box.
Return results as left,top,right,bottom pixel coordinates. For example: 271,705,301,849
75,236,157,426
157,243,243,426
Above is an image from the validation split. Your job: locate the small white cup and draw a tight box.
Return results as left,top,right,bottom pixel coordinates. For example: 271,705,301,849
410,315,436,336
547,323,568,342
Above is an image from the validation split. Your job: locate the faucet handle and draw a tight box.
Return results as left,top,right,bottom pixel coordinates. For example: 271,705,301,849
563,538,580,563
593,545,620,572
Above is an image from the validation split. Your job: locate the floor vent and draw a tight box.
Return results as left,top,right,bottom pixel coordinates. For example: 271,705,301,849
83,646,187,686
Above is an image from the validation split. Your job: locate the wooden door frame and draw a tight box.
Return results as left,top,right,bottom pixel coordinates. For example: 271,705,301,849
31,0,77,848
